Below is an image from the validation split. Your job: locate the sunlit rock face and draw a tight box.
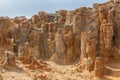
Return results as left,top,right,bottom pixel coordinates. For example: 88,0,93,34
0,1,120,78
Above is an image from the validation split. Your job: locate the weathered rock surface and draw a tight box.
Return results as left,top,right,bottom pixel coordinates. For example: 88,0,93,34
94,57,103,78
0,51,16,68
0,0,120,79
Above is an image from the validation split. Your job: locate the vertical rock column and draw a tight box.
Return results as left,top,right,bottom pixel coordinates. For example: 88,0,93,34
94,57,103,79
99,6,114,64
38,22,49,59
80,31,97,71
111,2,120,61
73,8,87,58
55,28,66,64
48,22,57,58
63,26,75,64
80,32,87,60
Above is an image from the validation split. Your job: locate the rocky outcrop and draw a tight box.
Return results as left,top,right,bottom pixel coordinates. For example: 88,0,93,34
56,10,67,23
0,0,120,78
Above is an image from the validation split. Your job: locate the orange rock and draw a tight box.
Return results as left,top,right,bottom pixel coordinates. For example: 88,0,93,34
94,57,103,78
0,51,16,68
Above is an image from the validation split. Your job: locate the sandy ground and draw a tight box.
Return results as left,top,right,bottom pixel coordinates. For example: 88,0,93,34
0,60,120,80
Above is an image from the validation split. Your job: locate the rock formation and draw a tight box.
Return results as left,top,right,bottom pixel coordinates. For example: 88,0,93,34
94,57,103,79
0,51,16,68
0,0,120,79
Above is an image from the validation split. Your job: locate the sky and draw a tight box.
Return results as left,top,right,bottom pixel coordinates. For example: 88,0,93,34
0,0,107,18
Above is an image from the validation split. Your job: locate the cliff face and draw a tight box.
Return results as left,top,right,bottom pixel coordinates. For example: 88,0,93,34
0,0,120,79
